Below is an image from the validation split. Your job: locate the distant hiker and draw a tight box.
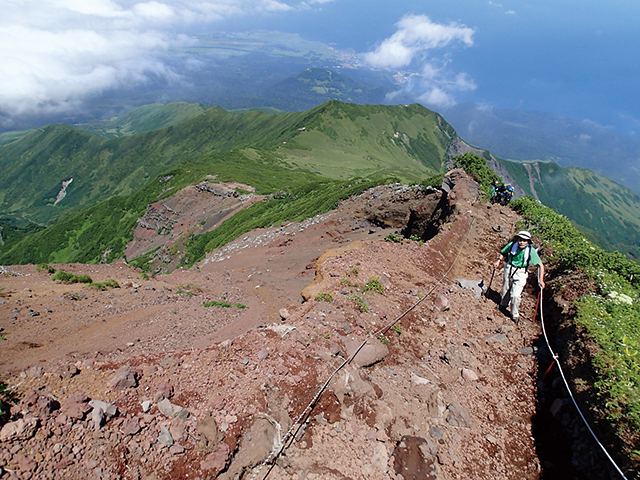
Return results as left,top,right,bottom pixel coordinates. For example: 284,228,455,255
490,181,499,203
493,184,507,205
493,230,545,323
502,185,514,205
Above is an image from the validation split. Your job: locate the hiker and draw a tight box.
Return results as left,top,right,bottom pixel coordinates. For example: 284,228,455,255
502,185,514,205
494,184,507,205
490,181,499,203
493,230,545,323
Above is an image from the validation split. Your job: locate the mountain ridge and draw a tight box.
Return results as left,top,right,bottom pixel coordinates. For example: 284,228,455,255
1,101,639,265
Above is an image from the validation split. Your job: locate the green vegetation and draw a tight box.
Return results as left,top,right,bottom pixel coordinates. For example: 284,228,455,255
500,160,640,260
315,293,334,302
3,100,640,275
90,279,120,291
203,301,232,308
363,277,384,295
348,294,369,313
184,176,388,267
175,284,202,296
51,270,93,284
0,101,449,229
421,173,444,189
235,303,248,309
453,152,501,198
409,235,424,245
512,197,640,282
36,264,56,274
76,102,209,139
394,324,402,335
384,232,404,243
512,196,640,443
378,334,390,345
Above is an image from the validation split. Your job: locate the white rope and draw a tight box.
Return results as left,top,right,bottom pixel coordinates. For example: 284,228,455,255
249,214,479,480
538,291,630,480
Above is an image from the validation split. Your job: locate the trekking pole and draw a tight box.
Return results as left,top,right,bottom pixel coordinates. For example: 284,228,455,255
485,266,496,302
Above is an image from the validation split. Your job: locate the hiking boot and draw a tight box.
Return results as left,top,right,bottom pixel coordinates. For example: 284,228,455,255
512,316,520,325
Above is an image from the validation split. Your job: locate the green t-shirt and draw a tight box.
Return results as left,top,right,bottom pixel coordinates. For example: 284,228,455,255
501,241,541,268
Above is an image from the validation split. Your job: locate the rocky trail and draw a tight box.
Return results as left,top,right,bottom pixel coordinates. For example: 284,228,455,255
0,171,616,479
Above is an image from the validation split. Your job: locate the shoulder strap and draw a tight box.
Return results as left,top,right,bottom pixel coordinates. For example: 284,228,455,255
508,243,531,266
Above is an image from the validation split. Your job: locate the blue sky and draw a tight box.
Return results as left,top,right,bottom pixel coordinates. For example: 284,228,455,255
2,0,639,136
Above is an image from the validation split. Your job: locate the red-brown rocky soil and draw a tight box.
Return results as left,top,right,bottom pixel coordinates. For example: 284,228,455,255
0,171,619,479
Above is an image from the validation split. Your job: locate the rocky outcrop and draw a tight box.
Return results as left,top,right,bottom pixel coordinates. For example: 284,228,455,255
360,184,435,228
137,203,179,235
403,168,477,240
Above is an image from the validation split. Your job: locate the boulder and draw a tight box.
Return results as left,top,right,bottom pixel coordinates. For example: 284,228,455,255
157,398,189,420
0,417,39,442
344,338,388,367
446,402,473,428
197,413,224,446
109,366,139,390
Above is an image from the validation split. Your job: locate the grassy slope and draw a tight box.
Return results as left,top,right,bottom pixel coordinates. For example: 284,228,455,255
500,159,640,259
0,101,450,226
279,102,450,182
75,102,209,139
0,149,381,265
0,130,33,147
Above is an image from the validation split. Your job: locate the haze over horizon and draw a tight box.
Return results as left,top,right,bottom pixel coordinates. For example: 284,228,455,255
2,0,639,139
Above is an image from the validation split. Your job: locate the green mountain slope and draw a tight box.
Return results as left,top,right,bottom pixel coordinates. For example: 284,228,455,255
0,150,385,266
75,102,209,139
3,100,640,267
0,101,452,226
444,102,640,196
501,159,640,258
275,102,453,180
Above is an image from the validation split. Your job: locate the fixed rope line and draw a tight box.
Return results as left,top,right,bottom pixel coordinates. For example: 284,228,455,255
250,213,478,480
538,291,629,480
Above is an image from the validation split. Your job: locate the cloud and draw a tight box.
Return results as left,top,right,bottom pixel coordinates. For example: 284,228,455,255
488,2,516,15
364,14,476,109
416,70,477,109
0,0,305,118
364,14,474,69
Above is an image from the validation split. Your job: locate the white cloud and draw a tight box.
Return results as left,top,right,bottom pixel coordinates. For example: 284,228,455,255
0,0,305,117
505,10,517,15
418,88,456,109
364,14,474,69
416,69,477,109
364,14,476,109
